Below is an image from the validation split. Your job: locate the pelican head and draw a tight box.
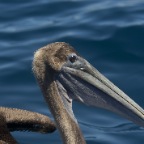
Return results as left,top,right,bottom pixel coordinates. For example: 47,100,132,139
33,42,144,143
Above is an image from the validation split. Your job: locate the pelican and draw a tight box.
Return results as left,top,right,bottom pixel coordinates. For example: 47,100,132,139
0,107,56,144
33,42,144,144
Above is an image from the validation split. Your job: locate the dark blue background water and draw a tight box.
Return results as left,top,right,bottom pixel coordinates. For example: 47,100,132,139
0,0,144,143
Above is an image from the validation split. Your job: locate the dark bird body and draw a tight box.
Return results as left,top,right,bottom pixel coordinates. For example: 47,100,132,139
0,107,56,144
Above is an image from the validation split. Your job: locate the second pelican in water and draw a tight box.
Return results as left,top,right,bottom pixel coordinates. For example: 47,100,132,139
33,42,144,144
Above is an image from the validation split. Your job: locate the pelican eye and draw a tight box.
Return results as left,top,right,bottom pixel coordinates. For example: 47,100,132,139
67,53,77,63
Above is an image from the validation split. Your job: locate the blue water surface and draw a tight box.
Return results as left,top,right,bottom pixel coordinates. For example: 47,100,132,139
0,0,144,144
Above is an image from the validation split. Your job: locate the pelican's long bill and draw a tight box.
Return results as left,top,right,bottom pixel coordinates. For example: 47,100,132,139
56,51,144,127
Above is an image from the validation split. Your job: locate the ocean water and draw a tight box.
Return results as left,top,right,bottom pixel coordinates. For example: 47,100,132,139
0,0,144,143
